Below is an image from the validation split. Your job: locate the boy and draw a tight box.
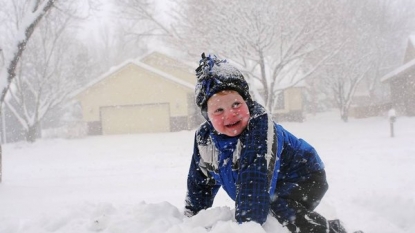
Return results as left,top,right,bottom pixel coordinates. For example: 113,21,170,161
184,53,347,233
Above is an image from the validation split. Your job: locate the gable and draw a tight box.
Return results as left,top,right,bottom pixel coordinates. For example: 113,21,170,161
76,63,194,122
80,63,191,100
381,35,415,83
73,52,195,100
140,51,196,85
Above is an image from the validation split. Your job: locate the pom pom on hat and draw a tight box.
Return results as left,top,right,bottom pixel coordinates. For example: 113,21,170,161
194,53,252,113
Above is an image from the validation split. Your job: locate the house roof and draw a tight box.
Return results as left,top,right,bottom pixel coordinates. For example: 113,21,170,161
71,53,195,99
381,35,415,82
380,58,415,82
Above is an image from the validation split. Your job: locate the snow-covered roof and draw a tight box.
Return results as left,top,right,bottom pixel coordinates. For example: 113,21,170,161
380,58,415,82
71,54,194,99
137,47,191,63
381,35,415,82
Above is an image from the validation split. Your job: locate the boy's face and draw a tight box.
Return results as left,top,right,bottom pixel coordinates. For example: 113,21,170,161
207,90,250,137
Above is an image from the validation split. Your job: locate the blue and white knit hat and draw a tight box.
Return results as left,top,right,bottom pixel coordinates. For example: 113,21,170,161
195,53,252,114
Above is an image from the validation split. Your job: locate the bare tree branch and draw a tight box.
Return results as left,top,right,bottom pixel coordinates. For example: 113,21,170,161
0,0,55,105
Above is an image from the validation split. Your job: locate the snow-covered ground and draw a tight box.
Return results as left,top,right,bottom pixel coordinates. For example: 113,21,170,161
1,111,414,233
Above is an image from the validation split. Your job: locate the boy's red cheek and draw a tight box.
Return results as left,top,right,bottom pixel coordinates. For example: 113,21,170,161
211,116,221,123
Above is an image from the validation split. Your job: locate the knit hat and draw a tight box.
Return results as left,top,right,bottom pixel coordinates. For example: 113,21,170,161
195,53,252,118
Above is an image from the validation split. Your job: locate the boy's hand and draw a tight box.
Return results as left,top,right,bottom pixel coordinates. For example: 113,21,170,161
184,208,195,218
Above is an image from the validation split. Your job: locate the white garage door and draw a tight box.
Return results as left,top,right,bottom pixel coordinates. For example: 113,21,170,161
101,104,170,135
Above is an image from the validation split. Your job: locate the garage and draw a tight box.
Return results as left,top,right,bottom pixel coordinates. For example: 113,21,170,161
73,52,197,136
100,103,170,135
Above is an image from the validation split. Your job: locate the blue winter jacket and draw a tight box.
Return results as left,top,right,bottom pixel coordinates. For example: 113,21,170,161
185,102,324,224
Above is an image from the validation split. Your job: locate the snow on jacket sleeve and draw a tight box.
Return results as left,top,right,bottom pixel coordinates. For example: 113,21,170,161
185,133,220,216
235,113,272,224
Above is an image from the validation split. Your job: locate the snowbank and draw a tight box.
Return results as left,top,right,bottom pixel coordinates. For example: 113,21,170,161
1,112,414,233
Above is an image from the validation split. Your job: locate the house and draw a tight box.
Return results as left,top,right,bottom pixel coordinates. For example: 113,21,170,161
247,64,306,122
72,51,201,136
380,36,415,116
272,86,305,122
347,78,392,119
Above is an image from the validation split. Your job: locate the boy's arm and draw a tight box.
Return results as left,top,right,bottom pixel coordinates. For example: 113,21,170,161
185,135,220,216
235,114,272,224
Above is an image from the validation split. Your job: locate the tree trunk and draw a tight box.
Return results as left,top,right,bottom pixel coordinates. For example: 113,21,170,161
341,107,349,122
26,125,39,143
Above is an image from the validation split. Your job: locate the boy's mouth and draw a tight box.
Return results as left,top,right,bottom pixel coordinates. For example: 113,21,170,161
225,121,240,128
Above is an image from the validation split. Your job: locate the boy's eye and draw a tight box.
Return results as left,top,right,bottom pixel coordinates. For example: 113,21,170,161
232,102,241,108
213,108,223,114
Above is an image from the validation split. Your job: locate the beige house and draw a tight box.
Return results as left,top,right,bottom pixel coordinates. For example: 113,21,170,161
73,51,200,136
272,87,305,122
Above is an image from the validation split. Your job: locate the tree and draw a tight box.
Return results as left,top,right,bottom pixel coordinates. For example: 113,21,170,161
5,12,89,142
325,53,373,122
318,0,415,121
115,0,176,38
0,0,98,181
0,1,56,106
170,0,343,113
0,0,56,183
358,0,415,100
101,0,178,62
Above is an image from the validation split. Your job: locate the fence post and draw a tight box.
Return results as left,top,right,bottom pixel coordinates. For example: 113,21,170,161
388,108,396,138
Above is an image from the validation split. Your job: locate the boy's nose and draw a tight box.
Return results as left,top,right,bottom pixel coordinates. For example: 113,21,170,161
227,109,238,117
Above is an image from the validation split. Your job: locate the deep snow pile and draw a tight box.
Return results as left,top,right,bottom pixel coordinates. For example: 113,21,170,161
1,112,414,233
